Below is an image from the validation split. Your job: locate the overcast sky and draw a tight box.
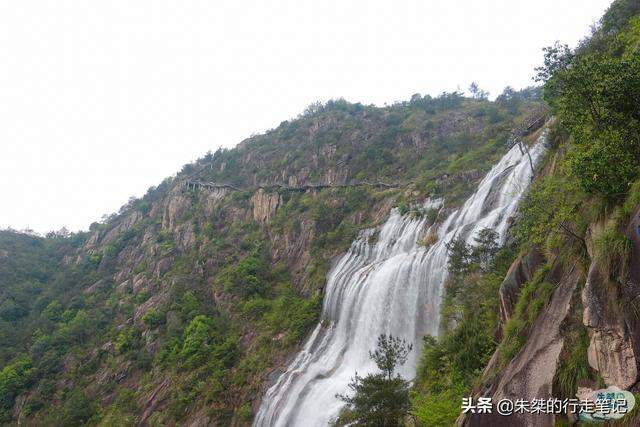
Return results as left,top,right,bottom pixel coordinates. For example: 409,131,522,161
1,0,612,234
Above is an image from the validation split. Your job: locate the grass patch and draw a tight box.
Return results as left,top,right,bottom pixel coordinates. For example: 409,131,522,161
553,326,592,399
593,225,632,281
499,265,553,364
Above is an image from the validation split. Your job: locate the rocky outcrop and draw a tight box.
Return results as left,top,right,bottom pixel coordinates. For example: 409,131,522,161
576,207,640,392
174,222,196,251
202,187,230,215
499,247,545,323
464,261,583,427
286,168,311,188
582,262,638,389
162,191,191,231
132,273,147,294
116,280,132,294
84,279,106,294
139,378,172,426
134,292,168,321
102,211,143,244
251,189,282,223
82,210,143,251
624,206,640,387
626,206,640,287
321,167,350,186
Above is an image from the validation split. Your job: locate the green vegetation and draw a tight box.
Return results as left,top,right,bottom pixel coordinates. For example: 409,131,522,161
411,229,514,426
593,225,632,280
335,335,412,427
553,326,594,399
195,90,540,204
409,3,640,425
499,266,553,364
537,3,640,200
4,3,638,422
0,357,35,422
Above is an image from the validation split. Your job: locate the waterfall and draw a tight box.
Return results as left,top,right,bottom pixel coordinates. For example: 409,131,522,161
255,133,547,427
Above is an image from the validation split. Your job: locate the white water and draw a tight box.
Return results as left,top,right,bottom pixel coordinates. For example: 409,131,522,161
255,134,547,427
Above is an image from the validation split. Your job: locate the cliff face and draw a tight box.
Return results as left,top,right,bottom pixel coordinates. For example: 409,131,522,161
464,223,640,426
418,3,640,425
461,146,640,427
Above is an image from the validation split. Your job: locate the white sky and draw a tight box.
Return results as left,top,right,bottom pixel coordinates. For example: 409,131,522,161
0,0,612,234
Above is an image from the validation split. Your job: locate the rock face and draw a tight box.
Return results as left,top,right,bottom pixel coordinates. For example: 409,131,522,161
202,187,230,215
582,263,638,389
499,247,545,323
84,279,106,294
624,206,640,360
102,211,142,244
578,207,640,392
175,222,196,251
251,189,282,223
464,261,583,427
162,190,191,231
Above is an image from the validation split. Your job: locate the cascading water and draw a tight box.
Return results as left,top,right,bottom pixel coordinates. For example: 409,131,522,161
255,132,547,427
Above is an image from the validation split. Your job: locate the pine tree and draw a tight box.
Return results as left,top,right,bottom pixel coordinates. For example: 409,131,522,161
335,334,413,426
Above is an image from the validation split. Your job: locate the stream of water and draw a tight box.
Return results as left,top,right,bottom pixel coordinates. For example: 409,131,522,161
255,134,546,426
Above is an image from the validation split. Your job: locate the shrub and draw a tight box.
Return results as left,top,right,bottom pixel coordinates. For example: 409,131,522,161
421,232,438,247
219,254,268,298
142,309,164,328
42,300,63,322
0,357,34,418
539,42,640,199
397,202,409,216
499,266,553,364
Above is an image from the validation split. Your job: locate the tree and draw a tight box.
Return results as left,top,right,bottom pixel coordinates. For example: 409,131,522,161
496,86,521,113
471,229,499,272
335,335,412,426
446,236,472,276
468,82,489,100
0,357,34,422
536,41,640,199
446,228,499,276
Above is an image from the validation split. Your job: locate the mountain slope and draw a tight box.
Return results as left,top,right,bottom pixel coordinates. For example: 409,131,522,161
0,92,542,425
410,1,640,425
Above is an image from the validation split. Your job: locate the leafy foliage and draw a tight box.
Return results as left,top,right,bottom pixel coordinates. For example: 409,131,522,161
0,356,35,422
412,229,512,426
537,12,640,199
335,335,412,427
